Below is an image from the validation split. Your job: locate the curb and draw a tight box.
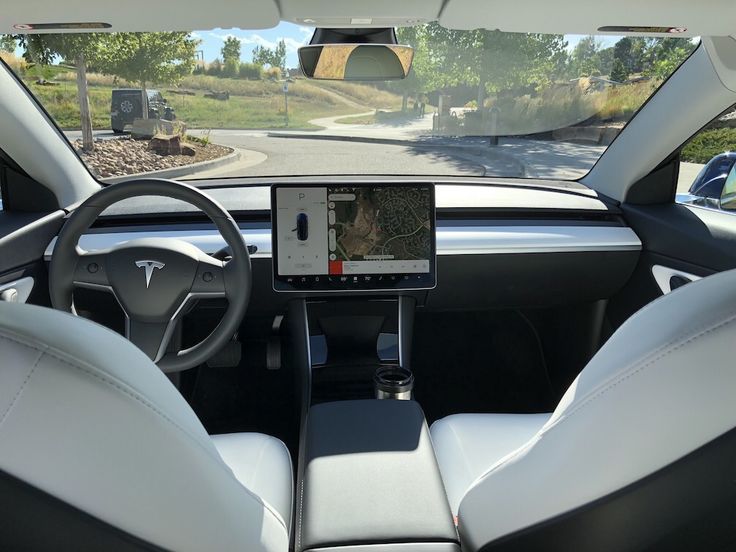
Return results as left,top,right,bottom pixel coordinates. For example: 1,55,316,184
103,148,240,183
267,132,525,177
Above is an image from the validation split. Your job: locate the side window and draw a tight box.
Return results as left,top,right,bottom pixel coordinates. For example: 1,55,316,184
677,103,736,213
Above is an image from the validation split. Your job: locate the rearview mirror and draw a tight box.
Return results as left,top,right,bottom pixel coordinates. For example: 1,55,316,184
721,163,736,211
298,44,413,81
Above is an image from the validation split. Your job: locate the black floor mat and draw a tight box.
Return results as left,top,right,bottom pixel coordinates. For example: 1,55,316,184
185,309,555,452
183,326,299,457
411,310,555,423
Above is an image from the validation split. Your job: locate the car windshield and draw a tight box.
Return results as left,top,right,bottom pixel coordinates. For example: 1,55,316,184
1,25,697,182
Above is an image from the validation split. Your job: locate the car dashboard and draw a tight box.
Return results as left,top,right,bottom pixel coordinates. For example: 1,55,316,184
44,178,641,314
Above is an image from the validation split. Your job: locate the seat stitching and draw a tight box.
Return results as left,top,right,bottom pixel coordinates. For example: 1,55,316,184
297,476,305,550
566,310,736,406
548,312,736,426
0,331,288,532
0,347,45,427
469,312,736,487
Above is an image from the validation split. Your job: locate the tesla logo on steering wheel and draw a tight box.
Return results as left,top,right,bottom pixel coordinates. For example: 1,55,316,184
135,260,165,288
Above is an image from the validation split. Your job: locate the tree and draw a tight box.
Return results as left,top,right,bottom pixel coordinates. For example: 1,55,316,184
570,36,602,77
595,47,614,77
394,26,433,111
223,58,239,78
207,58,223,75
610,58,628,83
432,26,567,107
0,35,16,53
612,37,633,81
645,38,695,79
221,36,241,64
252,39,287,72
98,32,198,118
17,34,108,152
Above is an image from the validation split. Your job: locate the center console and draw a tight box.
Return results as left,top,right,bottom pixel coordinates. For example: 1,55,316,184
273,182,436,411
273,184,455,550
297,400,459,552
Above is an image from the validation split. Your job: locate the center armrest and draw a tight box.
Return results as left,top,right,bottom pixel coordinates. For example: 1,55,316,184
297,399,458,551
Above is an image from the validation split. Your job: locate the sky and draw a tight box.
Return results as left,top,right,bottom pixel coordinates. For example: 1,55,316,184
193,26,625,67
565,34,620,53
192,22,312,67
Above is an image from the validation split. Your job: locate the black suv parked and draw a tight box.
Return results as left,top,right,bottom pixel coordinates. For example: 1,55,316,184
110,89,175,133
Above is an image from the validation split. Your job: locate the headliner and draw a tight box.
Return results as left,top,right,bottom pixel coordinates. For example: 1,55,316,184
1,0,733,37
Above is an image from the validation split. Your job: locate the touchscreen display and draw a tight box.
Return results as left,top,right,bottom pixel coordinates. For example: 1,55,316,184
272,184,435,291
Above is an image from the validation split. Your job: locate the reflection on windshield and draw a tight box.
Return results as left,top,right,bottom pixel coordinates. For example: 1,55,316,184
0,27,697,182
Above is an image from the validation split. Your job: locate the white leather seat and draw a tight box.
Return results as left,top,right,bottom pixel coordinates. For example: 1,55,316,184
211,432,294,530
430,413,550,515
0,301,292,551
430,268,736,550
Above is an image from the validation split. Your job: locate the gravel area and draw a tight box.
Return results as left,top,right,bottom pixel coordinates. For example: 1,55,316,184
74,137,233,178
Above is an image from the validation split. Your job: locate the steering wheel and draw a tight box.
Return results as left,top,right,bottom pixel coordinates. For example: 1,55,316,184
49,179,251,373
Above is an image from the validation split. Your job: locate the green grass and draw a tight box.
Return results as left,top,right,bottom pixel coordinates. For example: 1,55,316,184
30,81,112,128
595,80,658,121
165,92,359,129
682,128,736,163
310,80,403,110
27,76,387,130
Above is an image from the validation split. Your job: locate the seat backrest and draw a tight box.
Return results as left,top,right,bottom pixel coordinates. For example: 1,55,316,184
0,302,288,552
458,268,736,551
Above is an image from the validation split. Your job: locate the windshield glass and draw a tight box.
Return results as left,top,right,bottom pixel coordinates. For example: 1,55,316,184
1,26,697,182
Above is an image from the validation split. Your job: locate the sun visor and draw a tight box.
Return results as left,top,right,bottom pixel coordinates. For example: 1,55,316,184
439,0,736,37
0,0,280,33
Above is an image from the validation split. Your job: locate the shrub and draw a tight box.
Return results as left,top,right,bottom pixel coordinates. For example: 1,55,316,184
239,62,263,80
264,66,282,81
206,59,223,76
682,128,736,164
222,58,239,78
0,51,27,74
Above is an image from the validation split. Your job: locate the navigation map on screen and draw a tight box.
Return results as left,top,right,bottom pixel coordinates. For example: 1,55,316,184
329,186,431,273
273,184,435,291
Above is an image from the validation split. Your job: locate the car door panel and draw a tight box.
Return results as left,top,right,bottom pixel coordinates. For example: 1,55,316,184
0,210,64,306
606,203,735,329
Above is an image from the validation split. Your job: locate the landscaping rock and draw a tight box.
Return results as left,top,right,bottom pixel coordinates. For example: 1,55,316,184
204,90,230,101
131,118,162,139
148,134,182,155
131,118,177,139
181,144,196,156
73,136,232,179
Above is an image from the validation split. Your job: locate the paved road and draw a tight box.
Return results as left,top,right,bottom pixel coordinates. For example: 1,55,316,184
678,161,704,192
64,128,603,181
66,129,508,178
186,133,489,178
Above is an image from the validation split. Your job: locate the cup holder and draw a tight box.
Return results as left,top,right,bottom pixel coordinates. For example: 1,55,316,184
374,365,414,400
